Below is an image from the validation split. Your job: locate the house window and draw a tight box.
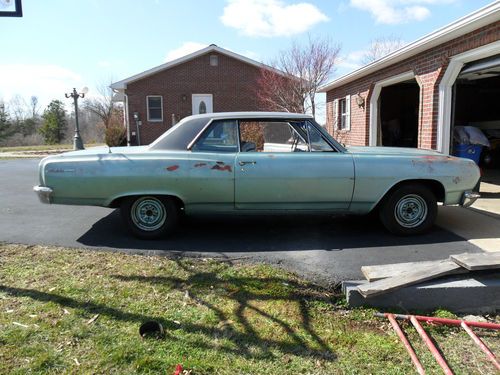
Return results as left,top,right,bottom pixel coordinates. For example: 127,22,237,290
337,95,350,130
147,96,163,122
210,55,218,66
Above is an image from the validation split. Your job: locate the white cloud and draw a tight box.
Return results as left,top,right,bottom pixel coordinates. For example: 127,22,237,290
220,0,329,37
0,64,83,110
350,0,455,24
337,50,366,71
164,42,209,62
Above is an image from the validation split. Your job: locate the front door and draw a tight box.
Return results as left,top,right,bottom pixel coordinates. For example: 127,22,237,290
235,120,355,210
192,94,213,115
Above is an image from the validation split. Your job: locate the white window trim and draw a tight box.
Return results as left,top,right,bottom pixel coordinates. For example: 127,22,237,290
337,96,350,131
345,95,351,131
146,95,163,122
333,99,339,130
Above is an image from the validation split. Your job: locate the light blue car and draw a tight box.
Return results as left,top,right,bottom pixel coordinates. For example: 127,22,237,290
34,112,481,239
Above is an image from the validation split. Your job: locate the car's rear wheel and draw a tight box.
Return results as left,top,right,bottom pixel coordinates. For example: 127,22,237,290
121,196,178,239
379,184,437,235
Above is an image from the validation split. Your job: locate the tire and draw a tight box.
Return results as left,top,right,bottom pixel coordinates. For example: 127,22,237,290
379,184,437,235
120,196,178,239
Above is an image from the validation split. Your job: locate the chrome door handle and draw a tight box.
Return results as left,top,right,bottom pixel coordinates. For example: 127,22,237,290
238,161,257,166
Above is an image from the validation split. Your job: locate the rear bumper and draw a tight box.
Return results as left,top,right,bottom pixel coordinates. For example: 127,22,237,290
460,190,480,208
33,185,53,204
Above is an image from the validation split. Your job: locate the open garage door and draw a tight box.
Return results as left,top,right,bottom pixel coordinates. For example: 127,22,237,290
452,54,500,204
378,79,420,148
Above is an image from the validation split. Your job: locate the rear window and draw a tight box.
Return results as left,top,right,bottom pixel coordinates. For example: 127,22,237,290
149,117,210,150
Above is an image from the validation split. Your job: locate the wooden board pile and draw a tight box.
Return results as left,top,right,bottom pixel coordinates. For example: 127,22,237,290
358,252,500,298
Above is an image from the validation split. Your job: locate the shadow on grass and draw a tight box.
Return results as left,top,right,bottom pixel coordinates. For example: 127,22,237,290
0,257,339,361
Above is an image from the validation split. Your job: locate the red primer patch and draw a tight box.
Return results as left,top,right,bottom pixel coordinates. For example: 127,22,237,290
211,164,232,172
166,165,179,171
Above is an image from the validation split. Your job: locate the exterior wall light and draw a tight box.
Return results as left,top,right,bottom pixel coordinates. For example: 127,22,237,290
355,92,365,109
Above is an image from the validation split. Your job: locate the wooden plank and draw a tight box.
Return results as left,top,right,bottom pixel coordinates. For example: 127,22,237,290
357,259,464,298
450,252,500,271
361,260,468,282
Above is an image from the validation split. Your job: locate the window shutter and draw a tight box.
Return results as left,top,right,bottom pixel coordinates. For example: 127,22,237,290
333,99,339,130
345,95,351,131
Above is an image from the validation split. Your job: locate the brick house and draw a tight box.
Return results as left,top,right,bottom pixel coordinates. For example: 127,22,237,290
111,45,278,145
319,2,499,156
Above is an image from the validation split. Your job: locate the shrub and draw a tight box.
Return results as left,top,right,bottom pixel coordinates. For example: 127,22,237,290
105,124,126,147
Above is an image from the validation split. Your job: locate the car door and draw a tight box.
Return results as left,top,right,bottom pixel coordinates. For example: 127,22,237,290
235,120,354,210
186,119,238,211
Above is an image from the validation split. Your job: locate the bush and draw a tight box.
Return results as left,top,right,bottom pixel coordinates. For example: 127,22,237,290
105,124,126,147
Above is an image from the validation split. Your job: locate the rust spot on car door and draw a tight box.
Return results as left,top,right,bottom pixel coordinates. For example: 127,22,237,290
166,165,179,171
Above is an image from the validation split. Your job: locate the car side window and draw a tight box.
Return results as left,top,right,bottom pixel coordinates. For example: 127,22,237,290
239,120,308,152
306,122,336,152
192,120,238,153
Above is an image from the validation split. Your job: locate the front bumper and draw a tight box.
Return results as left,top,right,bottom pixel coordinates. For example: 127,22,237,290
33,185,53,204
460,190,480,208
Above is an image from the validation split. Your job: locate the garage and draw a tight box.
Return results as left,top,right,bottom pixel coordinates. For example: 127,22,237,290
379,79,420,148
452,54,500,186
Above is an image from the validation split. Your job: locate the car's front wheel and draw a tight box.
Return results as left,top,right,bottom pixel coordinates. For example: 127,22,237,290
121,196,178,239
379,184,437,235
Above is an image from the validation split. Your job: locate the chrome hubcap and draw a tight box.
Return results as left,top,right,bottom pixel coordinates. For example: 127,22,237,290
131,197,166,231
394,194,428,228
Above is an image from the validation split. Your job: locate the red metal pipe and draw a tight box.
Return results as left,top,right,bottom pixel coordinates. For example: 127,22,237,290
460,321,500,371
385,313,500,330
409,315,454,375
386,314,426,375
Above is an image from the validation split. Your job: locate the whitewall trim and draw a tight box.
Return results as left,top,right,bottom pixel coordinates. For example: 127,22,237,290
368,71,415,146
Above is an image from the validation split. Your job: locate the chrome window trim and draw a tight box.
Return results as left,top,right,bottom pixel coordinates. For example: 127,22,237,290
187,119,214,150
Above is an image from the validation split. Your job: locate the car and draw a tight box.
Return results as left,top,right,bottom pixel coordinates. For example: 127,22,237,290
34,112,481,239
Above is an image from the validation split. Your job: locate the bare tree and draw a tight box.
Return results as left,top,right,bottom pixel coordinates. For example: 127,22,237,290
362,36,405,64
258,36,341,118
83,82,121,129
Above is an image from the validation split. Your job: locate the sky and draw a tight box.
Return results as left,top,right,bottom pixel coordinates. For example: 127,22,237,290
0,0,495,122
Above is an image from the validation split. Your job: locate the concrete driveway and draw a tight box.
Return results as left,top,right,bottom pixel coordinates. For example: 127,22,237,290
0,158,492,285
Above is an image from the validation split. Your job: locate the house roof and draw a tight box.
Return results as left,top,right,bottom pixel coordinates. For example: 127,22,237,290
318,2,500,93
110,44,277,90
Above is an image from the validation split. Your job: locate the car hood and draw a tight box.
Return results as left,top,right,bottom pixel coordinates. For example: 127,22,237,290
346,146,443,157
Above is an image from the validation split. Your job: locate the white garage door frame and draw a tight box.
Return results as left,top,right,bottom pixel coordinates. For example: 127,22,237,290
369,71,416,146
437,40,500,154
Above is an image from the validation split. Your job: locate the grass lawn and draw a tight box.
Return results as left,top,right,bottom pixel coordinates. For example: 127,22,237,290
0,144,105,153
0,244,498,374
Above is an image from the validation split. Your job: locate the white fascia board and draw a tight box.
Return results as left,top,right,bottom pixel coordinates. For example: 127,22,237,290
110,45,281,90
318,2,500,93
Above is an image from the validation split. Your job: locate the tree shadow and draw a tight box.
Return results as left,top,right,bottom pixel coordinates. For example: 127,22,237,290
0,257,339,361
111,256,337,360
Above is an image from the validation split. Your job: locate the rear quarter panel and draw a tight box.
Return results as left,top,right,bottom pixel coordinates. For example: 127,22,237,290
350,154,480,213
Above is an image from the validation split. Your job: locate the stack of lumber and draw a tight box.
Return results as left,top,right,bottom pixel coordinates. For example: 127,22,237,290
358,252,500,298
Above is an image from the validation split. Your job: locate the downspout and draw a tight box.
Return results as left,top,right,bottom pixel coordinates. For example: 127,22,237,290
124,93,130,146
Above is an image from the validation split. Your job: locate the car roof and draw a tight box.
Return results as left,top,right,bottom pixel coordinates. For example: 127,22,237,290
186,112,314,120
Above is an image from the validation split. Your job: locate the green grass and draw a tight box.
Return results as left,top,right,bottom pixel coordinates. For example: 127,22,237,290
0,244,498,374
0,144,104,153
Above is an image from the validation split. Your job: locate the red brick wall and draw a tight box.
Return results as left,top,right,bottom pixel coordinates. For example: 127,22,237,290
126,53,265,144
326,21,500,149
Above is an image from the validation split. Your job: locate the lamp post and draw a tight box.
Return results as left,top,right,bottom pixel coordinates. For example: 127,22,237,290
65,87,87,150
